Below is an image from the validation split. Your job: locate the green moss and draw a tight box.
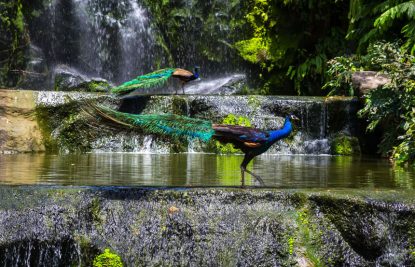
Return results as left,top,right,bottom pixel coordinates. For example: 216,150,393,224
93,249,123,267
288,236,294,255
331,134,361,155
35,106,59,152
85,81,110,92
90,198,102,224
294,209,324,267
171,96,188,115
247,95,261,110
215,114,251,154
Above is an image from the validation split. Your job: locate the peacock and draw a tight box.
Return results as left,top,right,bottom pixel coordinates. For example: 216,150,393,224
91,104,299,186
111,67,200,95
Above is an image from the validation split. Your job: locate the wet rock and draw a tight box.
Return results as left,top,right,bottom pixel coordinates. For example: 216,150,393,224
0,90,362,154
0,187,414,266
53,65,111,92
352,71,391,96
17,45,49,90
0,90,45,153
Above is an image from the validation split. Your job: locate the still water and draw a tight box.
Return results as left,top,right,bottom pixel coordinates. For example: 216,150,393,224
0,153,414,188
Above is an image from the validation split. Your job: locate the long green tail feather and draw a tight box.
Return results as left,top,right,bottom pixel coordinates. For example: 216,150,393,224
111,68,176,95
93,104,214,141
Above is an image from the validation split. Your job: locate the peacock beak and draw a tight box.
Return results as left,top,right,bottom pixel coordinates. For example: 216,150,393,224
196,78,201,81
290,114,300,121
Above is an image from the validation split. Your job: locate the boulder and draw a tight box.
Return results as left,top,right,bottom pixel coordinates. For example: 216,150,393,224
16,45,49,90
352,71,391,96
53,65,111,92
0,90,45,153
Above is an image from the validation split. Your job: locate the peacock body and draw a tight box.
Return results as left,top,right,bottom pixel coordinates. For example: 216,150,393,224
111,67,199,95
92,104,297,185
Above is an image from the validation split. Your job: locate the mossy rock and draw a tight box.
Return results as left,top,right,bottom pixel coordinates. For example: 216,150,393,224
53,65,110,92
331,134,361,155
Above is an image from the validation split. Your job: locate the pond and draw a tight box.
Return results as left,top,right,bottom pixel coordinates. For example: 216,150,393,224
0,153,413,188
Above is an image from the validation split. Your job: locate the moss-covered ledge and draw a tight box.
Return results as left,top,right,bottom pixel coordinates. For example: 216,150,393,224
0,187,414,266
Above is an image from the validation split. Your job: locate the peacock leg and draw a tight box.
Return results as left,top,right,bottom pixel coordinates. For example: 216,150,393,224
240,154,264,186
244,168,264,186
182,82,185,95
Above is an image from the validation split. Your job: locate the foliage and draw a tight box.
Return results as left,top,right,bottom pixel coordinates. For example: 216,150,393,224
93,248,123,267
348,0,415,54
325,42,414,165
331,134,361,155
216,114,251,154
0,0,28,86
235,0,349,95
322,56,361,96
234,38,270,66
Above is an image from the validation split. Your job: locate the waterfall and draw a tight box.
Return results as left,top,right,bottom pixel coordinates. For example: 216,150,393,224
34,0,157,84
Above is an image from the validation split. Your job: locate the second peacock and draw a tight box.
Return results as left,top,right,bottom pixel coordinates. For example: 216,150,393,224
111,67,200,95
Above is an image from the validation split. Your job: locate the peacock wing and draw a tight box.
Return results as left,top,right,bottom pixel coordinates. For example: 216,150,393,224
212,124,269,143
172,68,194,79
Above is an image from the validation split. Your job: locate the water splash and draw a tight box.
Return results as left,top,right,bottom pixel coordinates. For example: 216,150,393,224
185,74,246,95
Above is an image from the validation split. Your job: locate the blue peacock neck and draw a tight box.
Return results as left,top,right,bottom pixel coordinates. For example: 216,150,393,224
193,68,199,79
267,117,293,144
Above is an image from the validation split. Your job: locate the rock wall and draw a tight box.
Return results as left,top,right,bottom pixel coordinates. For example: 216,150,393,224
0,90,45,153
0,187,414,266
0,89,362,154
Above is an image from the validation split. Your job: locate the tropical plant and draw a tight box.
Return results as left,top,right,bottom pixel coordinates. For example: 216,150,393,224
235,0,350,95
325,41,415,165
322,56,361,96
348,0,415,54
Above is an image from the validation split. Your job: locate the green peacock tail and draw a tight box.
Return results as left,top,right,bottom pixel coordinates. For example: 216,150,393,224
111,68,176,95
93,104,214,142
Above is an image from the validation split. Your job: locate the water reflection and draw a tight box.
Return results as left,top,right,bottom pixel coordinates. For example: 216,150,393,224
0,153,413,188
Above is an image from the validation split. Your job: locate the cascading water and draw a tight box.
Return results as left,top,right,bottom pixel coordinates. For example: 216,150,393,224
31,0,159,85
74,0,157,82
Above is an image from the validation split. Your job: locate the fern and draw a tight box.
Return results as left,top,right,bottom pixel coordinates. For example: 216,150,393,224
374,1,415,54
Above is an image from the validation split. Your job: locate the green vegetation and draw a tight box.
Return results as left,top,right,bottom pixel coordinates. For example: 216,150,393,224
325,41,414,165
294,209,324,267
236,0,349,95
93,249,123,267
0,0,27,86
331,134,361,156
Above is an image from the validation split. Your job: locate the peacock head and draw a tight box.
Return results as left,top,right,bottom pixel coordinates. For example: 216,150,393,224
286,114,300,122
194,66,200,79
